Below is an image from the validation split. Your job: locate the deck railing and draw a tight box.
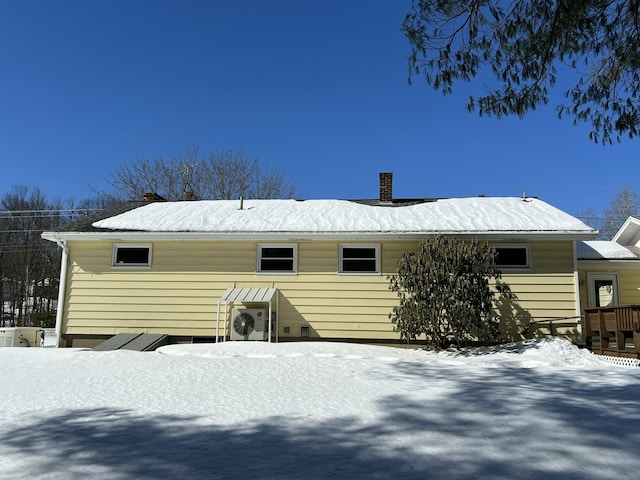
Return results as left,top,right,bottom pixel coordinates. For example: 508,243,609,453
584,305,640,357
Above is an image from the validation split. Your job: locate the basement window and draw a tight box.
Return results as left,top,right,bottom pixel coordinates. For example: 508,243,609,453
493,245,530,269
339,244,380,274
257,244,298,274
112,245,152,268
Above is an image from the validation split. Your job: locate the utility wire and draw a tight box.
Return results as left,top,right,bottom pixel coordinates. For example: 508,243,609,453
0,208,101,214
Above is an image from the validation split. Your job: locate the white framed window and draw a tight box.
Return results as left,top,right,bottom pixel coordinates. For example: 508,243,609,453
339,244,380,274
587,273,620,308
257,244,298,274
112,244,152,268
492,244,531,269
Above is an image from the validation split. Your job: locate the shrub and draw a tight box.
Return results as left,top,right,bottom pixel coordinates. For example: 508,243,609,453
389,235,510,349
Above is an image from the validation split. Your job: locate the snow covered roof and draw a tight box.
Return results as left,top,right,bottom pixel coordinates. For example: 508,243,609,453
41,197,595,241
576,240,639,260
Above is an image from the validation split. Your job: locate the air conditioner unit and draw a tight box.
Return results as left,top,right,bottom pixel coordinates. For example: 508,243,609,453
230,309,268,341
0,327,42,348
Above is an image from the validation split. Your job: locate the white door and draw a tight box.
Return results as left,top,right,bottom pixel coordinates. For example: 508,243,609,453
587,273,620,308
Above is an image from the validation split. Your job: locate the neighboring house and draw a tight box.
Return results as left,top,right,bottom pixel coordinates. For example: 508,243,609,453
576,217,640,358
42,173,597,348
577,216,640,311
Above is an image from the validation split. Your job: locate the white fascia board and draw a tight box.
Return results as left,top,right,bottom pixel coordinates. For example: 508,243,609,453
577,259,640,270
42,230,598,242
612,216,640,245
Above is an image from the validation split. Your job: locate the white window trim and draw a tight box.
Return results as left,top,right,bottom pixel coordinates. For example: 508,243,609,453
491,244,531,270
339,244,381,275
257,243,298,275
586,272,620,308
111,244,152,269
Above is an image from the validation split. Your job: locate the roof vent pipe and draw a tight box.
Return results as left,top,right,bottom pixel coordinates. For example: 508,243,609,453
239,196,244,210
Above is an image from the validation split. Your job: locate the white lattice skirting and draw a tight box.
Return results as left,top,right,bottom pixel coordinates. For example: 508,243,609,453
598,355,640,368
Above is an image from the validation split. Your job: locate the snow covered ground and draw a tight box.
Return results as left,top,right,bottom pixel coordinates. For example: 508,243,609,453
1,339,639,479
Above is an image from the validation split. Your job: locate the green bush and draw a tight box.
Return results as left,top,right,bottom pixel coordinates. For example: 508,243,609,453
389,235,510,349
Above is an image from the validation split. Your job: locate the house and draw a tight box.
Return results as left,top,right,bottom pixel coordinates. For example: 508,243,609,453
576,217,640,357
42,173,597,348
577,216,640,310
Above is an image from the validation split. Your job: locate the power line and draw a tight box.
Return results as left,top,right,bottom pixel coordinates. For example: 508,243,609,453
0,230,58,235
0,208,101,214
0,209,101,221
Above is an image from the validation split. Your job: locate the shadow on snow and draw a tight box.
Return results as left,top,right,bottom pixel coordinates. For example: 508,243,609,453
2,361,640,479
2,408,422,480
381,359,640,479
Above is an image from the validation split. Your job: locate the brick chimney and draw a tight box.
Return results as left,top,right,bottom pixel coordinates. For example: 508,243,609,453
379,172,393,203
143,192,166,202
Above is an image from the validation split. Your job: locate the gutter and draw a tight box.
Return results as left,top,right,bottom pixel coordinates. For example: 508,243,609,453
51,237,68,348
41,230,599,242
573,241,583,342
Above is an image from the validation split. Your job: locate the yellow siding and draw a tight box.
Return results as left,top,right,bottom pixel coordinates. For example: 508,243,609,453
620,269,640,303
577,263,640,312
496,242,578,339
61,239,579,342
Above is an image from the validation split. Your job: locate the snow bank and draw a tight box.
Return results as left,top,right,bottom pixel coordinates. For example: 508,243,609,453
158,337,607,368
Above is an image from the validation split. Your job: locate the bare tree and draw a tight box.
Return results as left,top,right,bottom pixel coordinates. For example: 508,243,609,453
0,186,63,326
575,207,603,236
601,186,639,239
577,185,640,239
99,146,296,201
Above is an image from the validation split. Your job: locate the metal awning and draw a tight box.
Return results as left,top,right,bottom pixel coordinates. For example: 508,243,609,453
216,287,279,342
219,287,278,303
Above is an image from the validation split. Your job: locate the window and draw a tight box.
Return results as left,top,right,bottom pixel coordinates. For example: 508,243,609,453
587,273,620,308
257,244,297,273
112,244,152,268
339,244,380,274
493,245,530,269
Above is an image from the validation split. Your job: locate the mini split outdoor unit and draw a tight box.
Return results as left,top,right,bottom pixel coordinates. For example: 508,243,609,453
0,327,42,347
230,308,269,341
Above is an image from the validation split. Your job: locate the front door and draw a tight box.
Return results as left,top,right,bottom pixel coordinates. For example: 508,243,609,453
587,273,620,308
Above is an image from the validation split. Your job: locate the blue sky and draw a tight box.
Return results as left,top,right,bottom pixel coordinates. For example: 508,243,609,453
0,0,637,221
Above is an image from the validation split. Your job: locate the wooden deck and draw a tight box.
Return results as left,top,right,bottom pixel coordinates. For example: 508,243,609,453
584,305,640,358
